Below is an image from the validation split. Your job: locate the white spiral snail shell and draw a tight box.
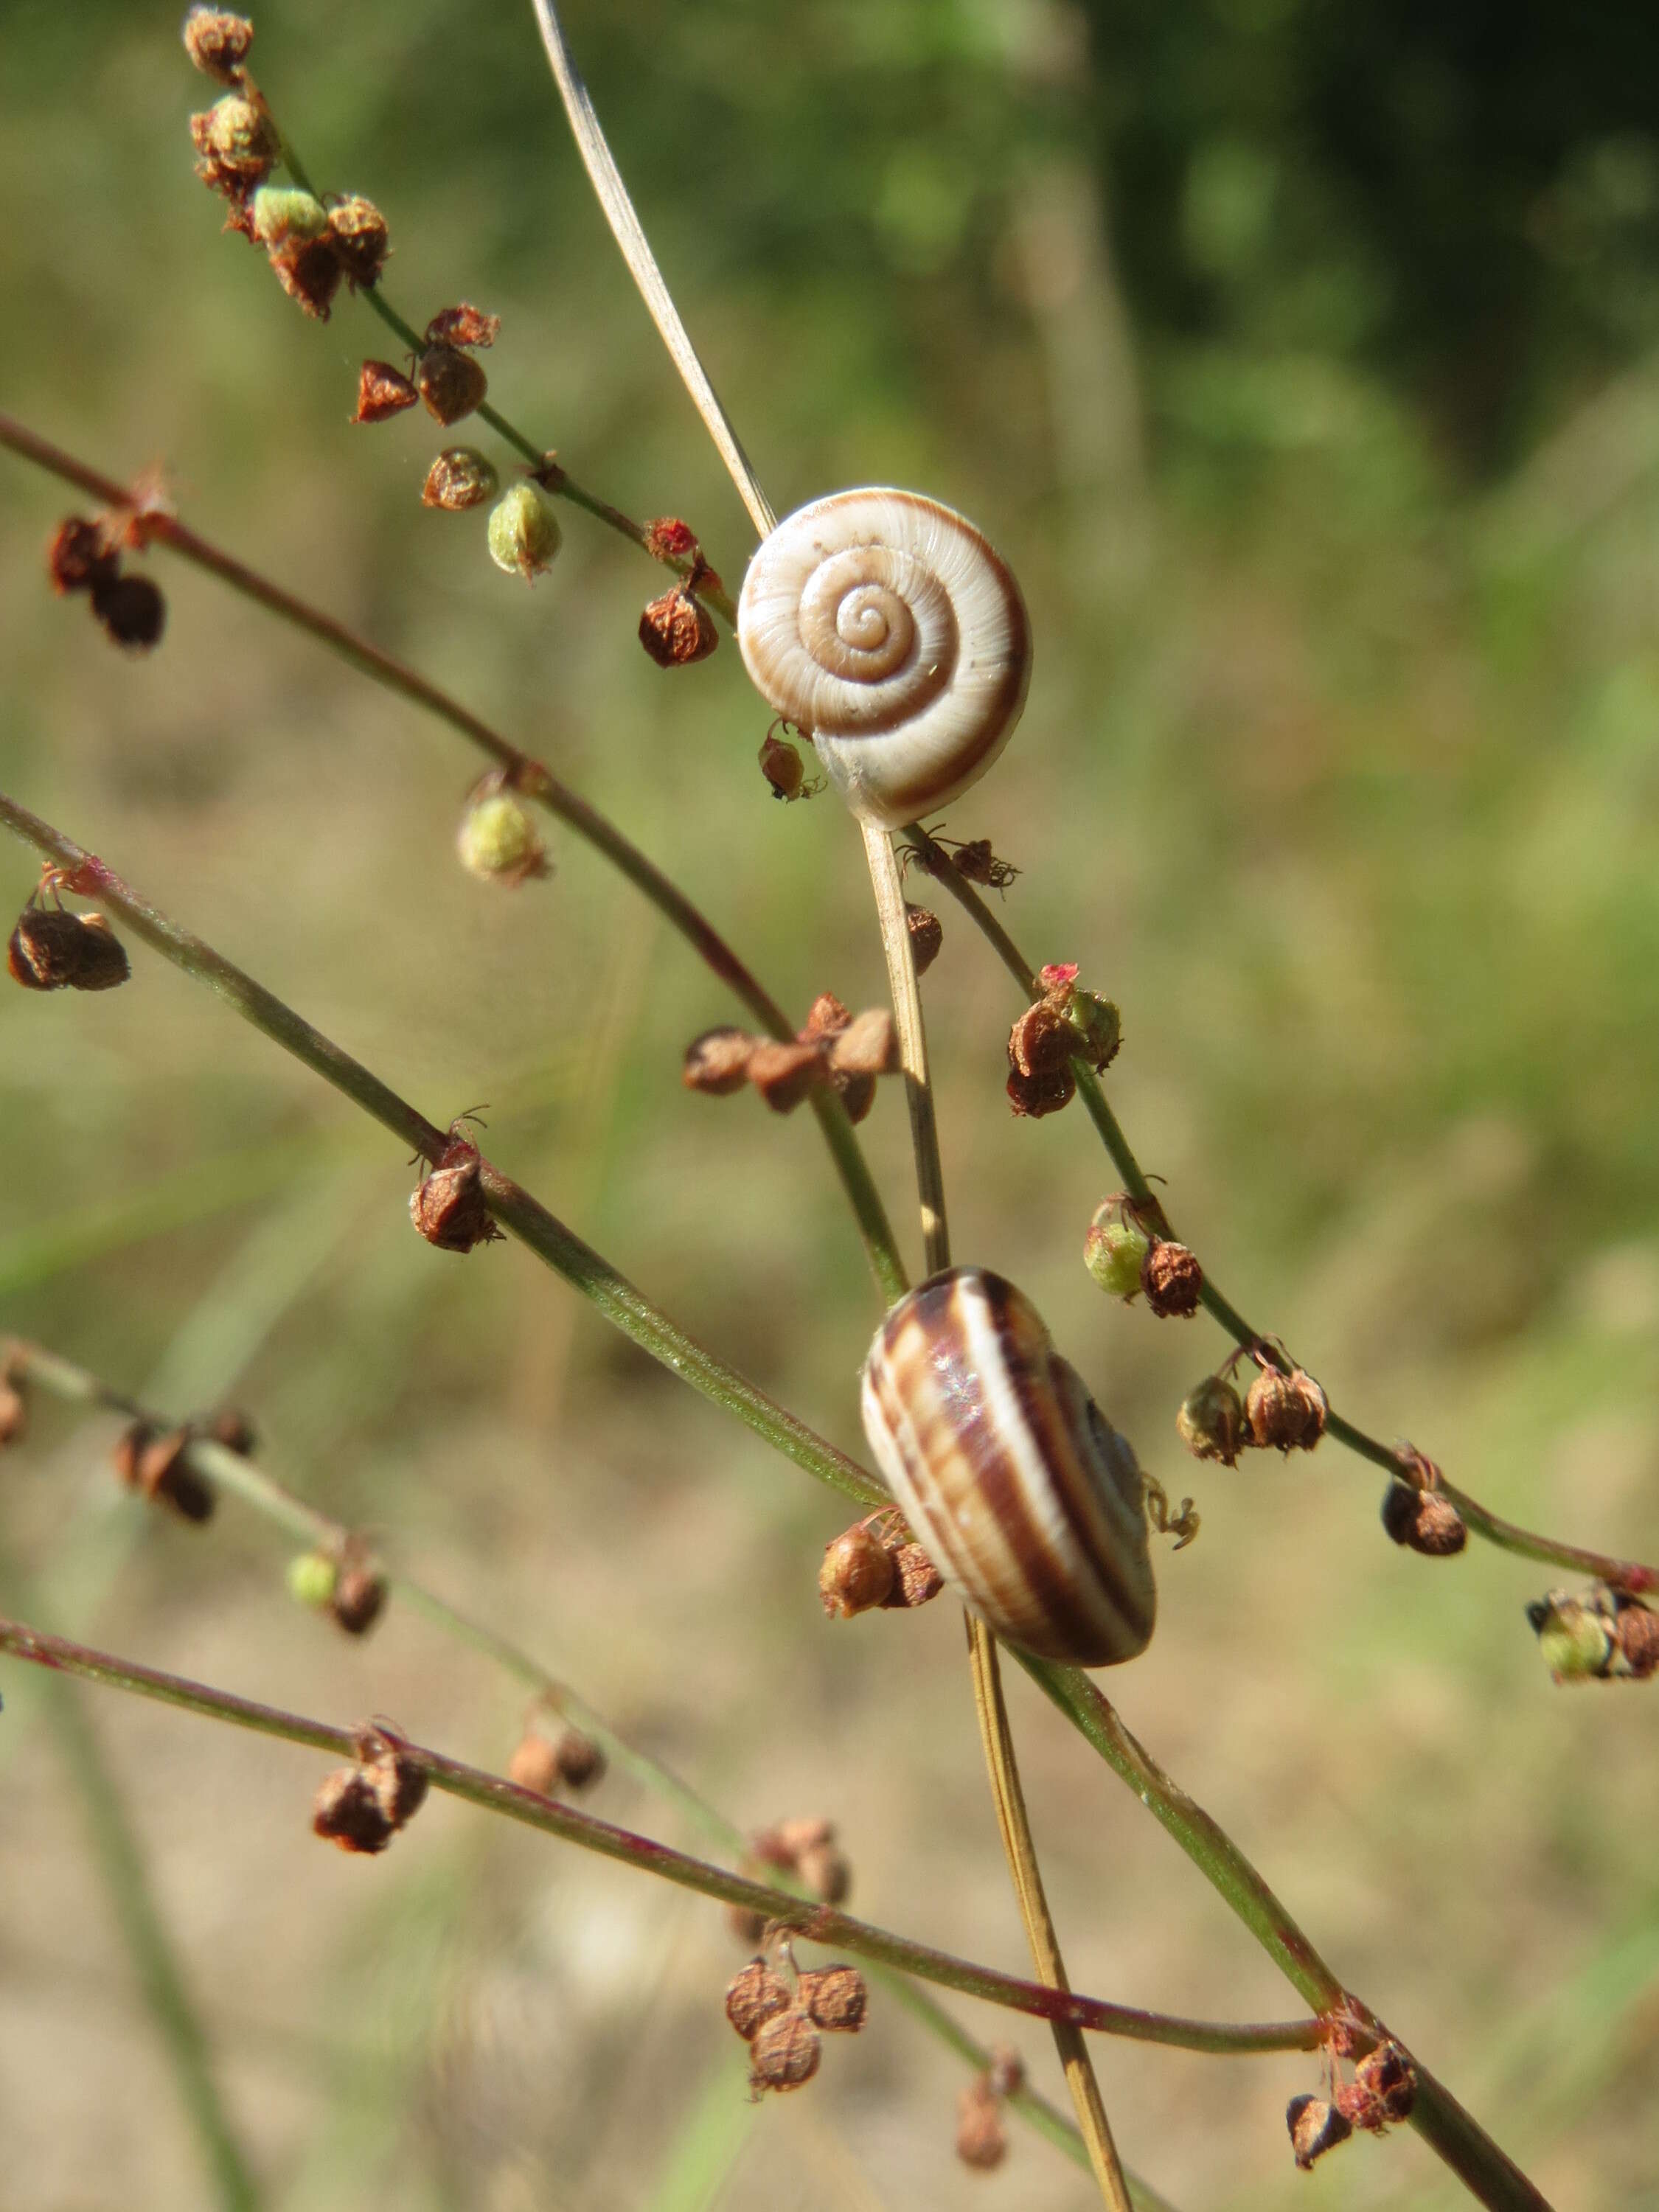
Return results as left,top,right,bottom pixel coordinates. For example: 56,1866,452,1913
737,490,1032,830
860,1267,1155,1667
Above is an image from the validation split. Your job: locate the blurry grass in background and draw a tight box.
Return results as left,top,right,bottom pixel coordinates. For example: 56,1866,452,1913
1,0,1658,2204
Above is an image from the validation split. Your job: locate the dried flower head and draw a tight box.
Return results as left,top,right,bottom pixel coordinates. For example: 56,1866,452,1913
312,1767,394,1855
639,586,718,667
325,195,389,288
644,516,700,564
1083,1197,1152,1300
91,572,167,650
1006,1064,1075,1119
819,1522,897,1618
1007,997,1074,1081
1175,1374,1246,1467
352,360,419,424
885,1540,945,1610
416,343,487,425
46,516,118,596
422,447,499,511
191,92,279,192
1245,1362,1328,1453
828,1009,898,1079
725,1958,792,2041
905,902,943,975
182,7,254,83
1615,1600,1659,1679
267,233,342,319
748,2007,821,2094
486,482,561,580
9,905,130,992
1141,1239,1203,1318
409,1128,502,1253
1380,1480,1467,1557
1287,2093,1352,2169
796,1965,866,2034
330,1564,387,1637
425,303,500,350
946,836,1018,892
456,787,549,886
746,1038,824,1114
682,1026,757,1096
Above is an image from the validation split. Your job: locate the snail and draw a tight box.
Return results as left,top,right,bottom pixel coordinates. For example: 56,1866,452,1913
860,1267,1155,1667
737,490,1032,830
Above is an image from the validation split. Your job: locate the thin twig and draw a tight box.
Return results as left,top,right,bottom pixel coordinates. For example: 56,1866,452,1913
0,1613,1319,2057
0,413,905,1307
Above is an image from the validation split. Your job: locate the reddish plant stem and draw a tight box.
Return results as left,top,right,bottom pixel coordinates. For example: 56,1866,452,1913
0,1613,1317,2059
907,828,1658,1600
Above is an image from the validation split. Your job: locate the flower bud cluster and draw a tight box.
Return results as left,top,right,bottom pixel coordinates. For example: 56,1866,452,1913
818,1511,944,1621
1082,1193,1200,1314
45,513,165,653
722,1937,867,2098
726,1816,852,1947
1173,1349,1327,1467
682,996,899,1124
312,1725,428,1856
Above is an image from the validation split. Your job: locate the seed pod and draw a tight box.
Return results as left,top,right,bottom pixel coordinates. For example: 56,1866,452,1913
1526,1587,1619,1682
182,7,254,83
47,516,117,596
352,360,419,424
819,1523,897,1618
249,187,328,246
364,1739,428,1831
1006,1062,1074,1118
127,1427,215,1523
267,233,342,319
1008,998,1074,1080
1175,1375,1246,1467
1615,1601,1659,1680
552,1726,605,1791
1380,1481,1467,1557
422,447,499,511
330,1564,387,1636
956,2080,1008,2170
829,1009,898,1079
759,729,821,801
682,1026,757,1096
325,195,389,288
863,1269,1155,1666
1287,2093,1352,2169
883,1540,945,1610
507,1732,563,1795
487,482,561,580
639,587,718,668
456,787,549,886
1083,1200,1150,1300
425,304,500,350
1141,1240,1203,1318
1244,1364,1328,1453
286,1550,338,1611
796,1965,866,2033
725,1958,792,2041
796,1840,852,1906
312,1767,394,1855
417,343,487,425
746,1038,823,1114
191,93,278,187
748,2007,821,2094
91,573,167,651
905,902,943,975
1066,989,1121,1071
409,1133,501,1253
1346,2042,1416,2128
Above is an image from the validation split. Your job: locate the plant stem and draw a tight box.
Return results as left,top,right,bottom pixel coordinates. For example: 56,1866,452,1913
0,1613,1318,2058
0,793,886,1512
906,828,1659,1599
0,413,905,1307
0,1556,261,2211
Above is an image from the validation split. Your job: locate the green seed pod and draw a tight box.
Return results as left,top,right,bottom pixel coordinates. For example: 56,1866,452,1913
457,787,549,887
199,92,278,178
249,186,328,245
1526,1589,1618,1683
1083,1200,1150,1301
1176,1374,1246,1467
487,483,561,580
287,1550,338,1610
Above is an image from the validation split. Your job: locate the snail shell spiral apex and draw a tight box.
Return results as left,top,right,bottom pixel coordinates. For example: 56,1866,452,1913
737,490,1032,830
860,1267,1155,1667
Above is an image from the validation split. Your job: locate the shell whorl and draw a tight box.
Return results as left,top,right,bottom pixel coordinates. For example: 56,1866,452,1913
860,1267,1155,1668
737,490,1032,831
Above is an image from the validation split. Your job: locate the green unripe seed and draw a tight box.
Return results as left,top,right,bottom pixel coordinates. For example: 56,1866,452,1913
287,1549,338,1610
457,790,549,886
1084,1203,1150,1301
250,186,327,245
487,482,561,580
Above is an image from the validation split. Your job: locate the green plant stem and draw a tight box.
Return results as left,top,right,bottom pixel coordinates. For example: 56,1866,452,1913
0,806,1548,2205
0,1613,1318,2059
906,828,1658,1600
0,1557,261,2211
0,413,905,1308
262,124,738,626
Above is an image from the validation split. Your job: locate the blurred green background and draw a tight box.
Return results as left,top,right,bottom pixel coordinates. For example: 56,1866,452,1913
2,0,1658,2205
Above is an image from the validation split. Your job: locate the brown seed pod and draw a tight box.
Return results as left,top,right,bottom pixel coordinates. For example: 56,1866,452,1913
425,303,500,350
330,1565,387,1636
681,1026,757,1096
643,516,701,564
639,587,718,668
905,902,943,975
746,1038,824,1114
552,1726,605,1792
9,907,87,990
828,1009,898,1079
1287,2093,1352,2169
422,448,498,511
91,573,167,651
1175,1375,1246,1467
352,360,419,424
190,93,279,192
1006,1063,1075,1119
312,1767,394,1855
796,1840,852,1907
46,516,118,596
325,195,389,288
819,1523,897,1618
1337,2042,1416,2132
182,7,254,83
0,1378,27,1448
409,1132,501,1253
1007,998,1074,1080
507,1732,563,1796
267,234,342,321
724,1958,792,2041
748,2007,821,2094
416,344,487,425
1141,1240,1203,1318
796,1965,866,2033
882,1540,945,1610
1615,1601,1659,1680
1380,1480,1467,1557
985,2046,1025,2100
364,1737,428,1831
956,2080,1008,2170
758,728,820,802
1245,1363,1328,1453
133,1427,215,1523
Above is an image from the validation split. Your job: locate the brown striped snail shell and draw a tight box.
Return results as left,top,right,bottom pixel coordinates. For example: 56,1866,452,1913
736,490,1032,831
860,1267,1155,1667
